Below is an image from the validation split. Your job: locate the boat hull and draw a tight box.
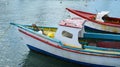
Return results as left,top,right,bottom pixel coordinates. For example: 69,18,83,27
85,20,120,33
67,8,120,33
18,28,120,67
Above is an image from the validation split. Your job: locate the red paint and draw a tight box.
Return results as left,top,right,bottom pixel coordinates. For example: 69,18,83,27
66,8,120,27
97,41,120,49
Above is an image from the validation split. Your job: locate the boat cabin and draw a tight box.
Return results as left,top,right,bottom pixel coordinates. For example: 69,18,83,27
55,18,86,48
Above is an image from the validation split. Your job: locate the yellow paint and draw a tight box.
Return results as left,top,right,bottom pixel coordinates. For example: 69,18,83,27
40,27,57,38
101,25,106,30
101,25,119,33
112,28,118,33
64,43,82,48
47,32,55,38
43,28,57,32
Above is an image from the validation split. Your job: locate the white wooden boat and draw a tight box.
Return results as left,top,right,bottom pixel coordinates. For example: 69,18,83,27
66,8,120,34
10,18,120,67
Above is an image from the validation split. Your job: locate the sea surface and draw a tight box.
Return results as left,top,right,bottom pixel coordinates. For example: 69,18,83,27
0,0,120,67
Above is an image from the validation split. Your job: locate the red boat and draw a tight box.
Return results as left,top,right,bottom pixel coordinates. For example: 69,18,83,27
66,8,120,33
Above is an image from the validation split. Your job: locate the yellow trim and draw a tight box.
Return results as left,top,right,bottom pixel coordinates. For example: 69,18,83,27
64,43,82,48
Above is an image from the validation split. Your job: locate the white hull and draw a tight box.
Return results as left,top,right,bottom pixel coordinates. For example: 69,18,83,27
69,12,120,33
18,28,120,67
85,20,120,33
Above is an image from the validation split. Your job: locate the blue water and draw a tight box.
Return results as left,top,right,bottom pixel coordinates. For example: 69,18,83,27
0,0,120,67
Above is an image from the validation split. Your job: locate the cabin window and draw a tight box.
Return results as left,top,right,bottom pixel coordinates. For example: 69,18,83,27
62,31,73,38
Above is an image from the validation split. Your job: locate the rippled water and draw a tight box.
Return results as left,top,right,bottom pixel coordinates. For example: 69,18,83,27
0,0,120,67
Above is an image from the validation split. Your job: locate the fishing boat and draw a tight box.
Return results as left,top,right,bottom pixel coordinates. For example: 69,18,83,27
66,8,120,34
10,18,120,67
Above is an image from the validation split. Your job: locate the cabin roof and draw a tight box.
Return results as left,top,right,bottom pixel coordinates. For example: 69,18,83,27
59,18,86,28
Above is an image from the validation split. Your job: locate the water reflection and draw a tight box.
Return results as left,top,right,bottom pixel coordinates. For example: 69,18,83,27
22,51,91,67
